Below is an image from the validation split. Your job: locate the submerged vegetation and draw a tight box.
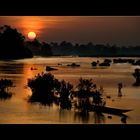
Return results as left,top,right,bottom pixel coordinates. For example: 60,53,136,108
27,72,73,108
27,72,105,112
27,72,59,105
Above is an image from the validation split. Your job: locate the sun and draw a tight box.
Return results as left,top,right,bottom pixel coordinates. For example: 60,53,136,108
28,32,36,40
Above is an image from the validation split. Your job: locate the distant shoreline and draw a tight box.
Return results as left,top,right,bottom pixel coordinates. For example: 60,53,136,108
0,55,140,61
34,55,140,58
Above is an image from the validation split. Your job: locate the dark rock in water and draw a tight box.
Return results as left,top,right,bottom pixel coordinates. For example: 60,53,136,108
91,61,97,66
107,116,112,119
31,67,37,70
106,96,111,99
121,116,127,124
99,62,110,66
132,60,140,66
46,66,58,71
113,58,135,64
104,59,112,63
67,63,80,67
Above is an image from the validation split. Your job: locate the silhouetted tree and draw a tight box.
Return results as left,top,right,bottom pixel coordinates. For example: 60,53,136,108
74,78,97,112
0,25,33,59
41,42,53,56
58,80,73,109
25,40,53,56
75,78,105,112
92,90,105,106
59,80,73,100
48,41,140,57
76,78,96,98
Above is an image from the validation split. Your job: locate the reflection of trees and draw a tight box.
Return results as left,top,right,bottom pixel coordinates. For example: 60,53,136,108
0,91,13,100
0,63,24,74
59,109,66,122
93,112,105,124
74,111,89,124
0,62,35,98
59,109,72,123
74,111,105,124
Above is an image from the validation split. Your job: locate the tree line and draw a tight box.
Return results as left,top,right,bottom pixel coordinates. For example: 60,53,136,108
27,41,140,57
1,25,140,59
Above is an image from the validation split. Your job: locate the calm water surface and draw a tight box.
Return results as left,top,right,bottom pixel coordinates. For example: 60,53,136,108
0,56,140,124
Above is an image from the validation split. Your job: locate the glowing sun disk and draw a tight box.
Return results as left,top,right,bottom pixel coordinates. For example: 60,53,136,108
28,32,36,40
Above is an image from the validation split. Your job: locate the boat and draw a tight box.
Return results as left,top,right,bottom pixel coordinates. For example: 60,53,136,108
89,105,132,115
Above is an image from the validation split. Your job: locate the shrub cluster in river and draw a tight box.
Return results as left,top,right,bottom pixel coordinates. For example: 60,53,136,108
27,72,105,110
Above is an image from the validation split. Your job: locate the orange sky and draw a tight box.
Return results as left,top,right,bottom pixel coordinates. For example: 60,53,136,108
0,16,140,46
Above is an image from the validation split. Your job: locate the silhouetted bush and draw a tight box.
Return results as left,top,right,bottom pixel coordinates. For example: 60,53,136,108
74,78,105,112
59,80,73,100
27,72,60,105
27,73,105,111
27,72,73,108
92,90,105,106
76,78,96,98
58,80,73,109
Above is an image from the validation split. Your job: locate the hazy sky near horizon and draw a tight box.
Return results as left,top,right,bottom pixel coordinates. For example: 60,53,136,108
0,16,140,46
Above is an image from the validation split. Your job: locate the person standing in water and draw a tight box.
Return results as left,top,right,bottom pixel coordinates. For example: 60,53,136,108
118,83,123,97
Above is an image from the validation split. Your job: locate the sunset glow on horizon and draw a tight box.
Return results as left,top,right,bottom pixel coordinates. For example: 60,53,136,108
0,16,140,46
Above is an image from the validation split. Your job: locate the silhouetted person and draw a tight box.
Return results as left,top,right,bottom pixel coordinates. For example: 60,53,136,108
118,83,123,97
132,68,140,86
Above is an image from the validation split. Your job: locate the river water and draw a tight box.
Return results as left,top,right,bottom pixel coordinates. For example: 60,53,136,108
0,56,140,124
